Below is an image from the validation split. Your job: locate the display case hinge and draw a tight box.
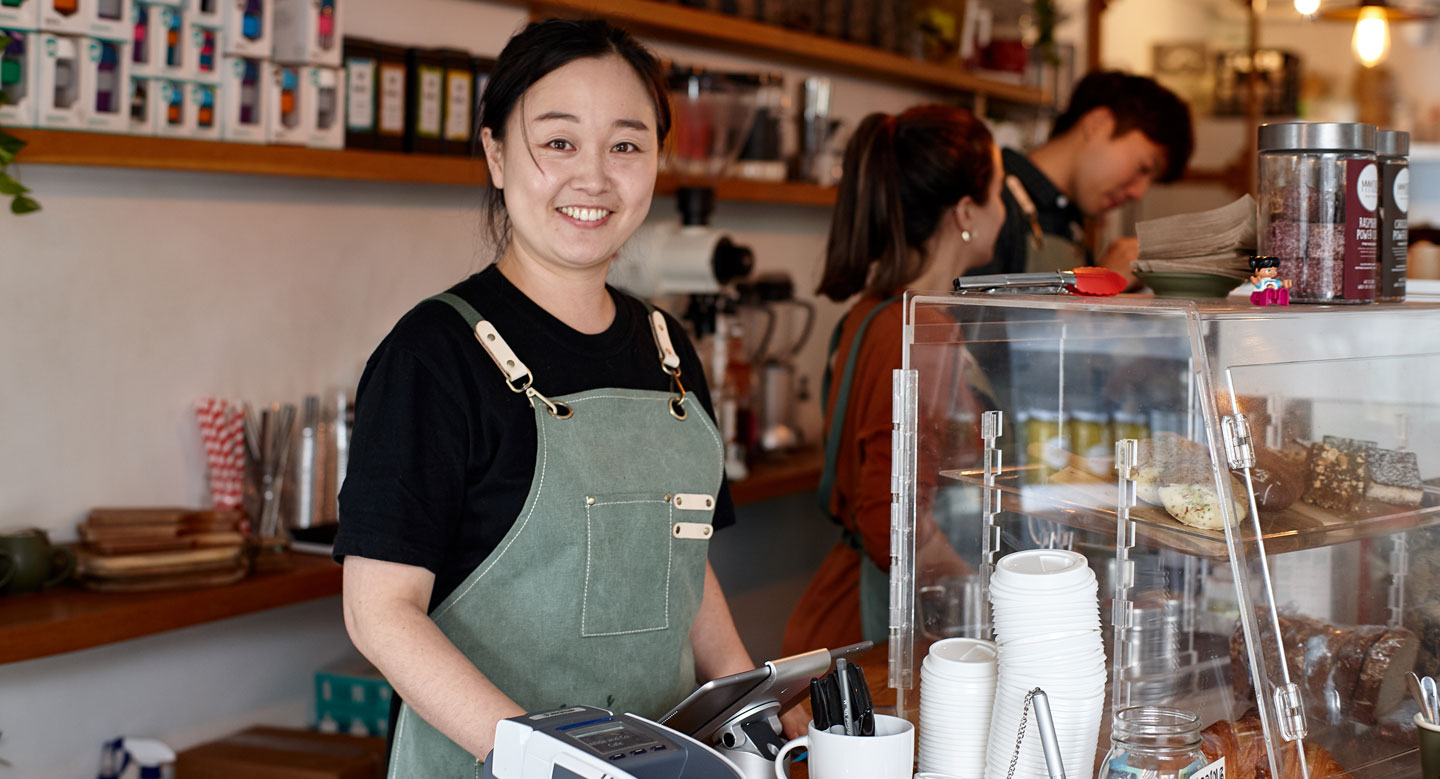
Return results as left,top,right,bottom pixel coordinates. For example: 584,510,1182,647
1273,682,1309,741
1221,413,1256,470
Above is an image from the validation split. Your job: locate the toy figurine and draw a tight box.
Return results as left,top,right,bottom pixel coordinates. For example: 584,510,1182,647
241,0,262,41
165,10,181,67
196,84,215,127
132,5,147,64
317,0,334,50
197,29,216,74
1248,256,1292,306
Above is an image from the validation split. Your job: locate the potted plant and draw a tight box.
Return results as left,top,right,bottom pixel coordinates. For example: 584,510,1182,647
0,31,39,214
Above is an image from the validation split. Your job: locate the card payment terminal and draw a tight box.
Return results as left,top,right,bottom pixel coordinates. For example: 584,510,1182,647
483,705,745,779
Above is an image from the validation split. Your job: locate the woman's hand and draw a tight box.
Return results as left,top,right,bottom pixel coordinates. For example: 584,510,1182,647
780,704,811,740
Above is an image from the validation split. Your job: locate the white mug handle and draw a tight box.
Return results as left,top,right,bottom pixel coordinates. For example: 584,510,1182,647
772,734,809,779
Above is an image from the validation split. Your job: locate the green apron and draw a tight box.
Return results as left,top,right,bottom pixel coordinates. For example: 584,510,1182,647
388,293,725,778
817,296,902,645
1006,174,1086,274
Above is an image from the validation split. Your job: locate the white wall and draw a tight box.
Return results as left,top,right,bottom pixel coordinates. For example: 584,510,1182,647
0,2,943,776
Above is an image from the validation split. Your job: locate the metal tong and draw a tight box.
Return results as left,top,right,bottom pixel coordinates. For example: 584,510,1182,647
952,271,1079,295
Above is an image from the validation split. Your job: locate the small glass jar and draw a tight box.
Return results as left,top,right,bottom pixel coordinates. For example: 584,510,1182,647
1377,129,1410,302
1103,706,1209,779
1258,122,1379,304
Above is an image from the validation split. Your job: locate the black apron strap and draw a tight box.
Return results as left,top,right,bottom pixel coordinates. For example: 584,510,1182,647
816,295,904,529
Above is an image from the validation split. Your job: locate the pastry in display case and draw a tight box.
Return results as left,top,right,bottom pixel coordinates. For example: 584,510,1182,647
890,294,1440,778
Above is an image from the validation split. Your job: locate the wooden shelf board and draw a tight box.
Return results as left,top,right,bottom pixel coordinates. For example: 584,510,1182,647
11,129,836,205
729,444,824,505
522,0,1048,106
0,553,341,664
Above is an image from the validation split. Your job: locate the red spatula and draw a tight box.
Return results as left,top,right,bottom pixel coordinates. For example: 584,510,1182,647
952,266,1127,297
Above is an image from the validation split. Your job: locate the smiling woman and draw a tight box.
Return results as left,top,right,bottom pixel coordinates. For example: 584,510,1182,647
331,18,793,779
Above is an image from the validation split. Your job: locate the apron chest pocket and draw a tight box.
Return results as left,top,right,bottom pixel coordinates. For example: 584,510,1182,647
581,493,679,637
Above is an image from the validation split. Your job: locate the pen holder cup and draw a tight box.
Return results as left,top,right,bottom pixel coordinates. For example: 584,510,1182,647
774,715,913,779
1417,713,1440,779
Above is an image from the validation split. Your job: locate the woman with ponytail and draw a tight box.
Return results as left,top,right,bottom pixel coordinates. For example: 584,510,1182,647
783,105,1004,654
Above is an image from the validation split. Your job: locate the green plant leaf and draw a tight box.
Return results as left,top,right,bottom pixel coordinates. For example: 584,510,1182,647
0,131,24,155
10,194,39,215
0,174,27,196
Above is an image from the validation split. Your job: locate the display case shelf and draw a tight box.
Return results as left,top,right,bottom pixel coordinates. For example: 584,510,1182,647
516,0,1049,106
9,130,838,206
943,464,1440,562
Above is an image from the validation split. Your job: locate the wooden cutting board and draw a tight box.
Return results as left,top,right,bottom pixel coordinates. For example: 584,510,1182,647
81,564,249,593
78,546,244,578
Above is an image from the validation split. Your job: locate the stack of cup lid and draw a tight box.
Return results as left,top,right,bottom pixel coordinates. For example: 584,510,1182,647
984,549,1106,779
918,637,997,779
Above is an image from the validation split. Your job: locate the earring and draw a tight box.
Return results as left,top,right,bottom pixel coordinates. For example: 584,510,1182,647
960,229,972,243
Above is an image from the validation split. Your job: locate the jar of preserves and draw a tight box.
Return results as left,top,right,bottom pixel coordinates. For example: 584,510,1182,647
1258,122,1379,304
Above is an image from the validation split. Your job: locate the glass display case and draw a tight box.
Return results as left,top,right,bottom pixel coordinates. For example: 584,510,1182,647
890,294,1440,778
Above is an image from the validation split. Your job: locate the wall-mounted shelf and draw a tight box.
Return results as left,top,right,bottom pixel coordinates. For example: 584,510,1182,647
516,0,1049,106
10,129,837,207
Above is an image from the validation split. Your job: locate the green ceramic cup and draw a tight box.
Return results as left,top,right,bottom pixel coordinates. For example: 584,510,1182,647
1417,713,1440,779
0,527,76,596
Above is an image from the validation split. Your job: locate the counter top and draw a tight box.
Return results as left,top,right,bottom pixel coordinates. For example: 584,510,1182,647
0,553,342,664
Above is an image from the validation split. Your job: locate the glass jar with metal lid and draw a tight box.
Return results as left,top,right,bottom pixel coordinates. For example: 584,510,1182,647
1257,122,1379,304
1102,706,1210,779
1377,129,1410,302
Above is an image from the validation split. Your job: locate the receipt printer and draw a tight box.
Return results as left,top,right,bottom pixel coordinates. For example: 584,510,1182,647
483,705,746,779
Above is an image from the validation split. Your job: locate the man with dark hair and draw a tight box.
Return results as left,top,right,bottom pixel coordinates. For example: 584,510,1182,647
975,70,1195,279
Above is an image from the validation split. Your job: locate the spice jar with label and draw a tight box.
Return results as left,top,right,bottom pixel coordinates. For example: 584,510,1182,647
1377,129,1410,301
1258,122,1379,304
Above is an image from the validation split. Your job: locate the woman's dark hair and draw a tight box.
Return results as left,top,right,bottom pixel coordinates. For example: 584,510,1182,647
817,104,995,302
478,19,671,255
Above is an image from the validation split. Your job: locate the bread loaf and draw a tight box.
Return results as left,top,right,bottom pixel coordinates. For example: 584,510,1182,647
1229,612,1418,726
1200,716,1353,779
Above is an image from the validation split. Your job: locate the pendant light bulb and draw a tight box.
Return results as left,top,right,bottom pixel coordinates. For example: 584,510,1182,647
1294,0,1320,16
1352,5,1391,67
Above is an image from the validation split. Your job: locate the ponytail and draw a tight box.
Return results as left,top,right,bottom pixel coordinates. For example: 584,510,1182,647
817,105,995,302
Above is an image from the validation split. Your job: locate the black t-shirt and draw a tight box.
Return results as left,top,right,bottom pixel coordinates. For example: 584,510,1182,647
971,147,1091,277
333,265,735,610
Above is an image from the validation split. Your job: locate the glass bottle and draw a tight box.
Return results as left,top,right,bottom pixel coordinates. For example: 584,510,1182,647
1102,706,1209,779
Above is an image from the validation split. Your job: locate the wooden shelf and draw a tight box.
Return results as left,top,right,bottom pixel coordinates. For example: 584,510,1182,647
10,129,837,206
0,552,341,664
519,0,1049,106
729,444,824,505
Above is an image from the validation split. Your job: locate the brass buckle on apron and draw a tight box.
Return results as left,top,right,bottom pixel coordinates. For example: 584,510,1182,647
504,373,573,420
664,366,687,421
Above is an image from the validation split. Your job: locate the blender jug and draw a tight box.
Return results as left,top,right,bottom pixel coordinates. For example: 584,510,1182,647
735,274,815,454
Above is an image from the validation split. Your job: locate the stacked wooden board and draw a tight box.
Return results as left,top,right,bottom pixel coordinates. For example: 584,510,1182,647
78,508,249,592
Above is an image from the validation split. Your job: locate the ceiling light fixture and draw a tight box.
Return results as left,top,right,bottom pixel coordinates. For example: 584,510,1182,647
1318,0,1436,67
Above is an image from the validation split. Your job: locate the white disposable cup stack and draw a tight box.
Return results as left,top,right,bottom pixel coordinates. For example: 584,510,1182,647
918,637,996,779
983,550,1107,779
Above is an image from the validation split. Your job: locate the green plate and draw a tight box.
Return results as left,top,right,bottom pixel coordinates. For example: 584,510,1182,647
1135,270,1244,299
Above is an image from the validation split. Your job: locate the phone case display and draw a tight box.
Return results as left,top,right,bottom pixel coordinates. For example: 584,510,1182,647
370,41,402,151
145,75,187,135
403,46,441,154
271,0,337,66
303,63,339,148
183,15,214,82
467,55,492,158
188,79,215,137
438,47,470,156
0,0,39,30
40,0,129,39
79,35,127,131
36,31,82,127
220,0,267,57
130,3,184,78
891,295,1440,778
339,34,372,148
265,60,301,143
185,0,216,26
1,28,39,126
218,53,264,141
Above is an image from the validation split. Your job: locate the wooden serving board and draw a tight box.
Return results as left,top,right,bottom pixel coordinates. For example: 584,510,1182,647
78,546,244,578
80,565,249,593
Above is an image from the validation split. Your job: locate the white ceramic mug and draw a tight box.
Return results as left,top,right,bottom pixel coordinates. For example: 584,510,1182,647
773,714,915,779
